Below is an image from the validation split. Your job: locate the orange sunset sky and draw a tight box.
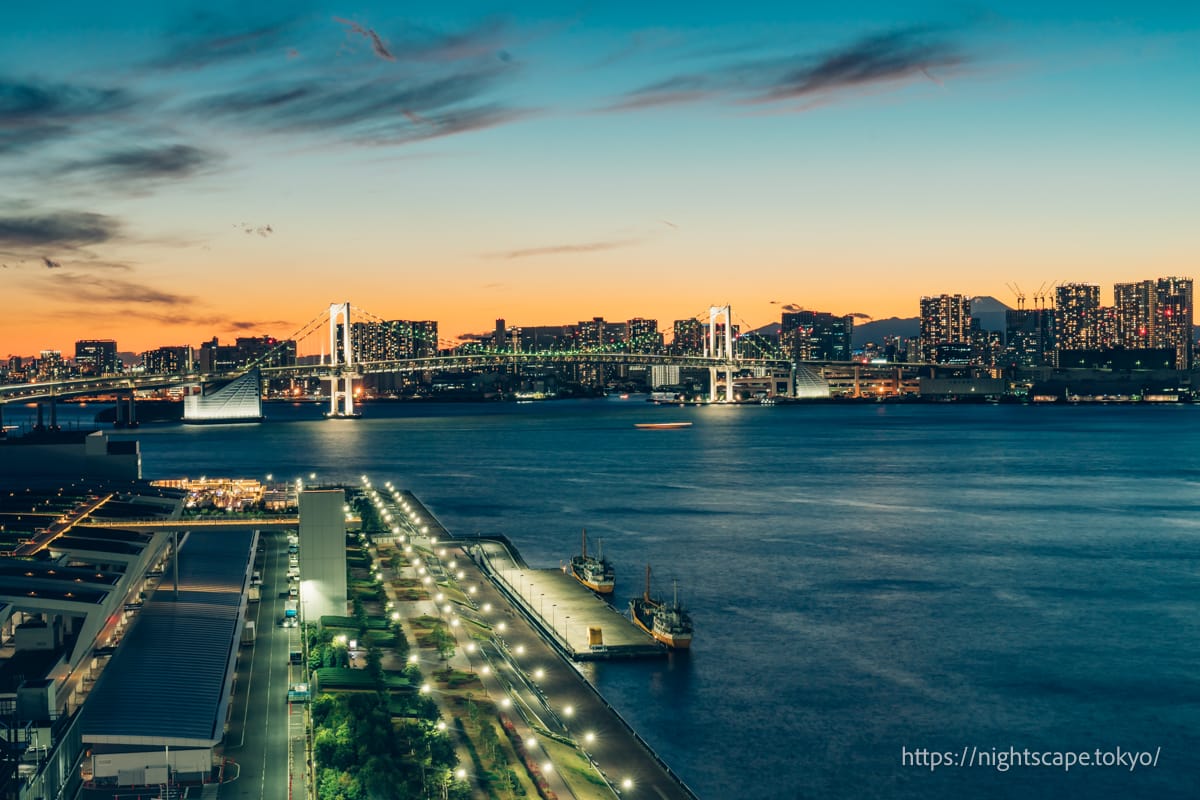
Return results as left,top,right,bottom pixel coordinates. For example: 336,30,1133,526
2,2,1196,356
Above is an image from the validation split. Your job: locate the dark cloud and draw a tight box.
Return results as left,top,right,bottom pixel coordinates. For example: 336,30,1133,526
0,79,136,150
42,256,62,268
607,25,965,111
780,303,804,312
56,144,219,183
0,210,120,249
850,312,873,320
489,238,642,260
229,320,291,331
761,28,963,102
145,14,299,71
334,17,396,61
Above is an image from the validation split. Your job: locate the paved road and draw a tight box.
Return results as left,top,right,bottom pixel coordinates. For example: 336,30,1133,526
221,529,293,800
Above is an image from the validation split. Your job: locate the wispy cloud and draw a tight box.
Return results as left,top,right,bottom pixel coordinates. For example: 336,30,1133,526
229,319,292,331
26,272,192,306
0,79,137,151
488,238,643,260
606,25,966,112
186,66,530,144
334,17,396,61
42,256,62,268
236,222,274,237
144,13,299,71
55,144,219,184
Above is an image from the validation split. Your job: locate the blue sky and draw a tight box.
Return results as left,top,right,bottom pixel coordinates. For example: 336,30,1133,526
2,2,1197,353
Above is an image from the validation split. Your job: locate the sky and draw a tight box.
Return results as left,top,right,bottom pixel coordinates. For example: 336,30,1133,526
1,1,1197,356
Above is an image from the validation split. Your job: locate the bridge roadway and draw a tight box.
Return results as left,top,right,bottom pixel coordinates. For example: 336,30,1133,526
0,350,794,402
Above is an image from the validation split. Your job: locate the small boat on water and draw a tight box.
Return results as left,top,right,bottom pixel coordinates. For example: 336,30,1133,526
629,565,693,649
634,421,692,430
567,529,614,595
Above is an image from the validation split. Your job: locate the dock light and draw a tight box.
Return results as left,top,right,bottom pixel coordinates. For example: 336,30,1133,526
309,473,316,479
563,705,574,717
584,732,595,744
266,473,272,481
622,778,634,790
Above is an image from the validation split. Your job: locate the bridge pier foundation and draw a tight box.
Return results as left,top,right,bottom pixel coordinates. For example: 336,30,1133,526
0,403,5,437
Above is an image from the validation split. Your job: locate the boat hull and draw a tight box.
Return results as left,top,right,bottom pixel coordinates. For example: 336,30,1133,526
571,569,614,594
629,600,692,649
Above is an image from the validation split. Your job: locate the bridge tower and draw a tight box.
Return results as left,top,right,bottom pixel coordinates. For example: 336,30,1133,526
326,302,361,418
706,305,736,403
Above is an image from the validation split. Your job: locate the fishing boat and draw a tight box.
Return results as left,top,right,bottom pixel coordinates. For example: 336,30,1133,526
629,565,693,649
567,529,615,594
633,421,692,429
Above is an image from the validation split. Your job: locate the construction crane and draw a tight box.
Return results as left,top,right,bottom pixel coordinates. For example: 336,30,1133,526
1006,282,1026,311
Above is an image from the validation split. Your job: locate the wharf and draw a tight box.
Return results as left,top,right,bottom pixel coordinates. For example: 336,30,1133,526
471,539,665,661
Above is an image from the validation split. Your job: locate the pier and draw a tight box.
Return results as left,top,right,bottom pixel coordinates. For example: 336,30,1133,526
472,538,665,660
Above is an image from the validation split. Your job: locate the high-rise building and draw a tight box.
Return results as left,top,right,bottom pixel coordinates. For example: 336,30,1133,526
36,350,68,381
1114,277,1193,368
235,336,295,368
918,295,971,363
75,339,119,376
349,320,439,361
626,318,663,353
142,345,193,374
574,318,623,351
672,319,704,356
780,311,853,362
1054,283,1100,354
1003,309,1056,367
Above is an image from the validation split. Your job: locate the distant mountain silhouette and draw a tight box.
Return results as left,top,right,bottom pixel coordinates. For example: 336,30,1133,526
852,296,1012,348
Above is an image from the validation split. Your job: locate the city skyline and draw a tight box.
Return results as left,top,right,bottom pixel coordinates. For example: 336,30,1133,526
2,2,1197,355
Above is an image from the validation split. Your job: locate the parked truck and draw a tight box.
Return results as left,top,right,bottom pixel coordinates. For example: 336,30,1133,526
248,585,260,603
241,620,256,646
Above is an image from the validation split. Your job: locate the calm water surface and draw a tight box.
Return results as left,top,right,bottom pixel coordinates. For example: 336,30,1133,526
49,399,1200,799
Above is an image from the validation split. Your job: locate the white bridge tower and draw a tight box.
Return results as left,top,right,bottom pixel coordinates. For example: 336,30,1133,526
326,302,360,418
706,304,736,403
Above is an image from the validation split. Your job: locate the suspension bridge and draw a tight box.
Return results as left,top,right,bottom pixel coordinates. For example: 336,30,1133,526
0,302,809,427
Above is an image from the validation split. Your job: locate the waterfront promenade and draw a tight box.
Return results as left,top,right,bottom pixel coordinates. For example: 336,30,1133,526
390,489,699,800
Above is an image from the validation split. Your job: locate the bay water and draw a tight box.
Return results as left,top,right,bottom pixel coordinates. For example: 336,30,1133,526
43,398,1200,798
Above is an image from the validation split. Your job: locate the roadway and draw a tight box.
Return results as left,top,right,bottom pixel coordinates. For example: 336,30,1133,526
221,529,294,800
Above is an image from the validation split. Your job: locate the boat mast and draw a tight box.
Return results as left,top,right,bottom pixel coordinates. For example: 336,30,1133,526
644,564,652,602
581,528,587,559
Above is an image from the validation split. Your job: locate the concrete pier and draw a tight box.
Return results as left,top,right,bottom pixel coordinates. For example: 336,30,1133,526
473,539,664,660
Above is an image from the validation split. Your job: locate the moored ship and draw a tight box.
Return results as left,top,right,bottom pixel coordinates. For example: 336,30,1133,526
629,565,693,649
567,529,615,595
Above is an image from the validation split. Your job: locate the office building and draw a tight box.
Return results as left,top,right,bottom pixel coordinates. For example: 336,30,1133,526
141,345,193,375
1004,309,1056,368
626,318,663,353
